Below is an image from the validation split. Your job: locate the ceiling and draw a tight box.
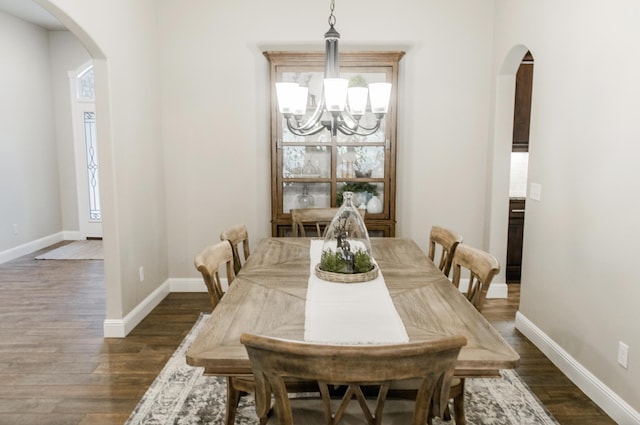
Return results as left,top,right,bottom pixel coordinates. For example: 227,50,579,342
0,0,66,30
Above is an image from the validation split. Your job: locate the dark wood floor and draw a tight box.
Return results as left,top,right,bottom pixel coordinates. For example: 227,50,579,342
0,242,616,424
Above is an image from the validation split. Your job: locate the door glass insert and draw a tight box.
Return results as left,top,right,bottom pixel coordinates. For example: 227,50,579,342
83,111,101,222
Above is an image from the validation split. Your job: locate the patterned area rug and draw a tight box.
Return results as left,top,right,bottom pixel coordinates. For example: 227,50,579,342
35,240,103,260
126,314,559,425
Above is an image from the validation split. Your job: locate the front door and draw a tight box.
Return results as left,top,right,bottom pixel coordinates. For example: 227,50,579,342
70,63,102,239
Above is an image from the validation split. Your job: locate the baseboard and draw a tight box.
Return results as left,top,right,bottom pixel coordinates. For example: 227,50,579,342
169,277,229,292
62,231,84,240
0,231,88,265
168,277,208,292
103,278,228,337
103,281,171,337
0,232,65,264
516,311,640,425
457,279,508,299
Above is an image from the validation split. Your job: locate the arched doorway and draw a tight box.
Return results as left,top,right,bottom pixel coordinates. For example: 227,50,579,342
33,0,119,335
487,45,534,290
506,51,534,283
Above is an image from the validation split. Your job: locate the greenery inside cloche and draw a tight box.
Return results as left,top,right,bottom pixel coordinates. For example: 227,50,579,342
320,249,373,274
316,192,378,282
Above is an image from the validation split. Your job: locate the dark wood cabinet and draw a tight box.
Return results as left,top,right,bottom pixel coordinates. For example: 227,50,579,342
512,51,533,152
506,198,525,283
264,51,403,237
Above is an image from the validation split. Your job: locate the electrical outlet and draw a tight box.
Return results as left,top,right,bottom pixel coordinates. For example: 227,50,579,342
138,266,144,283
12,224,18,235
618,341,629,368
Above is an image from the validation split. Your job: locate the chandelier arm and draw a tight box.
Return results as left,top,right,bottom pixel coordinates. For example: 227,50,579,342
340,110,385,132
335,119,383,137
339,110,384,133
285,117,327,137
294,96,327,131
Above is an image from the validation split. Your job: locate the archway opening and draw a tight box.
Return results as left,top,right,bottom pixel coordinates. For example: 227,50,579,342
486,44,534,296
506,51,534,283
28,0,117,335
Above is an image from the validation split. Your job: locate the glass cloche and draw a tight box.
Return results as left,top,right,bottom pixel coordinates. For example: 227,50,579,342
316,192,378,282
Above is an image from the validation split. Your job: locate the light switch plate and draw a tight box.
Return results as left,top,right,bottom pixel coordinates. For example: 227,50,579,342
618,341,629,368
529,183,542,201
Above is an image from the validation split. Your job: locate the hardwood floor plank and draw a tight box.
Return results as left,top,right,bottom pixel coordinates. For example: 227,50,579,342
0,245,617,424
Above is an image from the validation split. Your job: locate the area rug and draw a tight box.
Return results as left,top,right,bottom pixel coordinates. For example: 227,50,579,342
126,314,559,425
35,240,103,260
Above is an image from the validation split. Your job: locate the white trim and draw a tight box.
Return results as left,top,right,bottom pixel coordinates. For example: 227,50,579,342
62,231,84,241
488,282,508,298
457,278,508,299
168,277,208,292
102,278,230,338
516,311,640,425
0,232,64,264
0,232,90,264
169,277,230,292
103,281,171,338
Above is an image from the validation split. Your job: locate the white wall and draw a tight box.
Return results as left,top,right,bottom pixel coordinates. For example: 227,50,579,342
0,11,61,252
35,0,499,327
493,0,640,417
42,0,167,322
48,30,91,234
158,0,497,277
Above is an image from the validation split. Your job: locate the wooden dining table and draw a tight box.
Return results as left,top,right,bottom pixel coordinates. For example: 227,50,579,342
186,237,519,379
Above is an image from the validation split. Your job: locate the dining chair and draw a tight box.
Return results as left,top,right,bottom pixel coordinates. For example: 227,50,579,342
194,240,236,311
220,224,250,274
194,239,315,425
241,332,467,425
291,208,366,237
446,243,500,425
451,243,500,312
427,225,463,278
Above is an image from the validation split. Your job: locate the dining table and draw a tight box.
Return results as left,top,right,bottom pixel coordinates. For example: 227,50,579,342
186,237,519,379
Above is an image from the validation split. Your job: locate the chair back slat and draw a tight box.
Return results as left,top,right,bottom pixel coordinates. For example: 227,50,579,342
220,224,250,274
194,240,236,310
428,225,463,277
451,243,500,312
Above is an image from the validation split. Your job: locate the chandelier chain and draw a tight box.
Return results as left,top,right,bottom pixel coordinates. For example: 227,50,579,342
328,0,336,27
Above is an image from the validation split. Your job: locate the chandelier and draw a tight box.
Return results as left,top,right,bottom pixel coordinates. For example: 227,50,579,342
275,0,392,138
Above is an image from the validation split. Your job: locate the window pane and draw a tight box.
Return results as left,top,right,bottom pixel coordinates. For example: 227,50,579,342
337,146,385,178
282,145,330,178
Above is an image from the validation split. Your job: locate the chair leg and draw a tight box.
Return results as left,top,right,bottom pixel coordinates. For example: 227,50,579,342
225,377,241,425
452,379,466,425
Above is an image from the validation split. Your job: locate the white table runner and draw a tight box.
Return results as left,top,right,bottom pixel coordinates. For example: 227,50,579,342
304,240,409,344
